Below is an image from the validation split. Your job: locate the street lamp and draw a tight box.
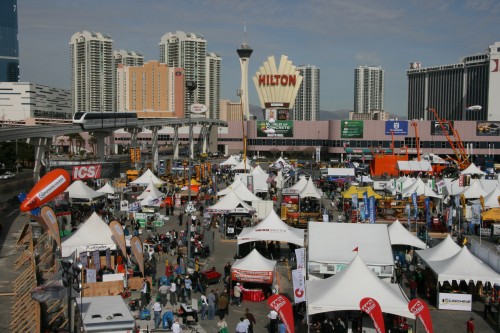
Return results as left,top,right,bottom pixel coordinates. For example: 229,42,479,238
185,80,197,269
61,258,83,333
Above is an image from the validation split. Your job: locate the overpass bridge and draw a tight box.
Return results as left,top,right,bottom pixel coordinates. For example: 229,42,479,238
0,118,227,180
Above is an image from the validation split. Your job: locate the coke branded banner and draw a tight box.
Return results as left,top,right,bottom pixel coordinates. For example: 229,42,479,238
292,269,305,303
408,299,433,333
72,164,102,180
359,297,385,333
130,236,144,277
268,294,295,333
231,269,274,284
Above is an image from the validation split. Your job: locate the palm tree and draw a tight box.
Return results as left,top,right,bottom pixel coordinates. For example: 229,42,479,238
67,133,79,157
88,135,97,156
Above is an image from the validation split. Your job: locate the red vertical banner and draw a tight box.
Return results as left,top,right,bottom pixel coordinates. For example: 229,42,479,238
267,294,294,333
359,297,385,333
130,236,144,277
408,299,433,333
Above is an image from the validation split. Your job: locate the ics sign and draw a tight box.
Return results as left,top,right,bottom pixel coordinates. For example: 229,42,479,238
72,164,102,180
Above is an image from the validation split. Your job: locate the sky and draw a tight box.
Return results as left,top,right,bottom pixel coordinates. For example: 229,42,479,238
17,0,500,117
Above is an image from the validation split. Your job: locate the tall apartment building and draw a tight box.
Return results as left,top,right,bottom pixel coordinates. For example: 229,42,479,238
70,31,114,113
407,42,500,121
116,61,185,118
219,99,243,122
0,0,19,82
293,65,320,120
159,31,207,118
113,49,144,112
206,52,221,119
354,66,384,114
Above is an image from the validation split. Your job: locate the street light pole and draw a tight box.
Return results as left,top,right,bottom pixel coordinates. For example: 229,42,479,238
61,258,83,333
185,80,197,269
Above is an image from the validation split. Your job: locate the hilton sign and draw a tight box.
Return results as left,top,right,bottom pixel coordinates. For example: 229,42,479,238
258,74,297,86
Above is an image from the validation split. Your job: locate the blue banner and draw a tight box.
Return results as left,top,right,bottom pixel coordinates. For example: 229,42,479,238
411,192,418,219
360,203,366,222
351,194,358,209
369,196,376,224
385,120,408,135
447,207,453,227
425,197,431,227
363,192,369,216
406,203,411,226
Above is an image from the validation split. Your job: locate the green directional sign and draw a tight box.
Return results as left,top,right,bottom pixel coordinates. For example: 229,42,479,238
341,120,363,138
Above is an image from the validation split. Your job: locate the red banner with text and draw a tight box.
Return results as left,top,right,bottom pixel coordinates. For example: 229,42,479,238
359,297,385,333
408,299,433,333
267,294,294,333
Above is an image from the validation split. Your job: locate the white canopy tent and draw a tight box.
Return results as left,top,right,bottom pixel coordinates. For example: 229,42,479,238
237,210,304,246
308,223,394,279
97,183,116,195
282,176,308,195
207,191,255,214
484,185,500,209
306,255,414,319
401,178,441,198
235,173,269,194
217,178,245,196
137,180,164,200
231,248,277,284
415,235,461,262
397,160,432,173
357,175,374,183
61,212,116,257
217,178,261,202
460,163,486,176
251,164,267,175
459,179,489,199
139,194,161,207
65,180,105,200
388,220,426,249
298,177,322,199
420,153,447,164
426,246,500,286
232,160,253,172
130,169,165,186
220,155,240,166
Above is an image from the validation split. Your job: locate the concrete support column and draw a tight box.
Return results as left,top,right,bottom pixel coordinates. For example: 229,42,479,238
28,137,52,181
201,125,209,154
91,131,108,160
189,123,194,160
172,125,180,160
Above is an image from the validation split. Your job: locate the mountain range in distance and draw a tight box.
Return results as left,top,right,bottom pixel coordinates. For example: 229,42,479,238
249,104,407,121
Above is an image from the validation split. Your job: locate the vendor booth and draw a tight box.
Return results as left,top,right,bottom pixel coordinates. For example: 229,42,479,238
231,248,277,302
308,222,394,280
65,180,105,201
282,177,322,227
220,155,239,166
307,255,414,332
415,235,461,262
137,180,163,200
130,169,165,186
208,192,255,238
217,178,261,202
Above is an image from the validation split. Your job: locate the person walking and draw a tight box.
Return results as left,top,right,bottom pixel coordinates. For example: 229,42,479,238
483,292,492,319
172,318,182,333
152,299,162,329
207,289,216,320
169,281,177,305
200,293,208,320
244,308,256,333
466,317,475,333
233,283,242,306
235,317,249,333
409,279,418,300
267,309,278,333
218,291,229,319
217,318,228,333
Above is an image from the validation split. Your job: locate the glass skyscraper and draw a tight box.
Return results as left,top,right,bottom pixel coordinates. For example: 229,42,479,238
0,0,19,82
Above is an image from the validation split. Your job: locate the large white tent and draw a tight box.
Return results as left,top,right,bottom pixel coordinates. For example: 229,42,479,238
61,212,116,257
484,185,500,209
426,247,500,286
137,180,164,200
401,178,441,198
207,191,255,214
130,169,165,186
251,164,267,175
217,178,261,202
306,255,414,319
308,223,394,279
232,160,253,172
460,163,486,176
237,210,304,246
139,194,161,207
65,180,105,200
459,179,489,199
220,155,239,166
388,220,426,249
97,183,116,195
282,176,308,195
298,177,322,199
235,173,269,194
231,248,277,284
415,235,461,262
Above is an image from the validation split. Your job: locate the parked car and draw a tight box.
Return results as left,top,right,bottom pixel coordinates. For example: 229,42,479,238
0,171,15,180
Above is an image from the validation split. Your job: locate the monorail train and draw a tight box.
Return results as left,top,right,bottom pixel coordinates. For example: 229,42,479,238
72,112,139,130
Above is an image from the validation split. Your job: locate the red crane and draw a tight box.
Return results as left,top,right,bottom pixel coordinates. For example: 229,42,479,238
411,122,421,161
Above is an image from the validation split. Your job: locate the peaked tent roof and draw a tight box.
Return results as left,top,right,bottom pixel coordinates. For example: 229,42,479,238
230,182,261,202
460,179,488,199
65,180,105,200
306,255,414,318
217,178,245,196
283,176,308,194
220,155,239,166
207,191,255,213
130,169,165,186
251,164,267,175
415,235,461,262
237,210,304,246
299,177,323,199
232,248,277,272
139,193,161,206
231,160,253,172
97,182,116,195
426,246,500,286
137,180,164,200
460,163,486,175
420,153,447,164
61,212,116,257
388,220,426,249
484,185,500,209
401,178,441,198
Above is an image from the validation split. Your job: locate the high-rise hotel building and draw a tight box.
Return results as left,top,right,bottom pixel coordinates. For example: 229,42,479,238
70,31,114,113
159,31,207,118
407,42,500,122
113,50,144,113
206,52,221,119
294,65,320,120
0,0,19,82
354,66,384,114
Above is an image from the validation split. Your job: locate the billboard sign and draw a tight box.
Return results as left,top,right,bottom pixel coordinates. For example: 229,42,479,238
431,121,454,135
385,120,408,135
476,121,500,136
257,120,293,137
341,120,363,138
71,164,102,180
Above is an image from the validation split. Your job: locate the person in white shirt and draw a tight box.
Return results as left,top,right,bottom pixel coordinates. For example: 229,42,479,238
235,317,248,333
169,282,177,305
268,309,278,333
152,300,162,328
171,318,182,333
